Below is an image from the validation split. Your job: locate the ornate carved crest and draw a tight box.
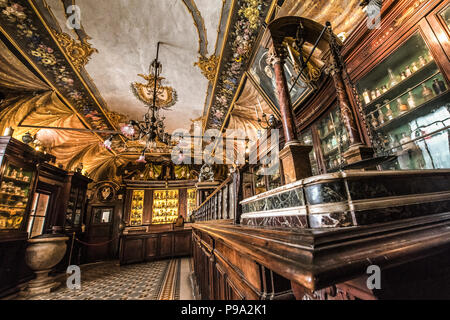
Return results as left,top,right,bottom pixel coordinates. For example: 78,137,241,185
131,73,177,109
53,31,98,71
194,55,219,82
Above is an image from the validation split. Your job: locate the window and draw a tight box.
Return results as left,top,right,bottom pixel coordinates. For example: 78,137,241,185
27,193,50,238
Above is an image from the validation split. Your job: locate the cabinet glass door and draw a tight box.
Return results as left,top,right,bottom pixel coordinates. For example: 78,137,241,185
130,190,144,226
356,31,450,170
299,128,320,175
441,4,450,30
316,105,350,171
152,189,179,225
0,161,33,230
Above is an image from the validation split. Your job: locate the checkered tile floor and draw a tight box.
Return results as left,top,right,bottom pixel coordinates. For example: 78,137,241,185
25,259,179,300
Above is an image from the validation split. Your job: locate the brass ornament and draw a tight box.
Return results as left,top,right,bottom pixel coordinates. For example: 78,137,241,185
53,31,98,71
194,55,219,82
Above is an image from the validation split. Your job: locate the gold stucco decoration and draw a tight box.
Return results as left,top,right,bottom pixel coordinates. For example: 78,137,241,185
194,55,219,82
53,31,98,71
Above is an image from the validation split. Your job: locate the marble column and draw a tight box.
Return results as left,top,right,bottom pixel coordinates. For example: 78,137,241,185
270,47,312,183
328,28,374,164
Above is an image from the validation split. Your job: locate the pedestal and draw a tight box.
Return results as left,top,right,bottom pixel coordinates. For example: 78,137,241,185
343,144,375,165
21,269,61,296
279,141,313,184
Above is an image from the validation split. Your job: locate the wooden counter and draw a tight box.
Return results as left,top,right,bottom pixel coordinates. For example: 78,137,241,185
119,227,192,265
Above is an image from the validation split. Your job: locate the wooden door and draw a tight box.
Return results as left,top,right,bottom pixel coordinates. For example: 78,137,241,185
85,206,114,262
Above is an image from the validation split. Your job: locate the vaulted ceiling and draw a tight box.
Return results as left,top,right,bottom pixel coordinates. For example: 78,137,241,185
0,0,368,182
45,0,223,132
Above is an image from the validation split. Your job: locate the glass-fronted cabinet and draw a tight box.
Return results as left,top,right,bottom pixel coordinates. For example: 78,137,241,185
65,186,85,228
316,105,350,171
356,31,450,170
152,189,179,225
441,3,450,30
187,188,196,218
130,190,144,226
0,161,34,230
299,129,320,175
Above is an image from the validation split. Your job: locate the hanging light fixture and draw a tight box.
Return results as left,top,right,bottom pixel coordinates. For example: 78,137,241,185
102,42,176,162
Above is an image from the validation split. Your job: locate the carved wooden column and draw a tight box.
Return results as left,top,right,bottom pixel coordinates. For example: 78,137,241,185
269,46,312,183
327,24,374,164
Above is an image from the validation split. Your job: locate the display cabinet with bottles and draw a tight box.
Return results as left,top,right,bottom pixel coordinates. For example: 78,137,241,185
187,189,196,218
0,137,54,296
315,105,350,172
130,190,144,226
63,172,91,231
356,31,450,170
299,129,320,175
152,189,179,225
0,161,34,231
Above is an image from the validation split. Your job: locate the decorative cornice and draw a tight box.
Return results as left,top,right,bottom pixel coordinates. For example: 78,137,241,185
52,30,98,71
181,0,208,56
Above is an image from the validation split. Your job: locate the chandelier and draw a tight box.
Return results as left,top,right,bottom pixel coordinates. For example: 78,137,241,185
103,42,176,163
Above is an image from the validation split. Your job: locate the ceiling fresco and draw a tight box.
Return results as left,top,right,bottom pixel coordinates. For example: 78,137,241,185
0,0,369,182
44,0,223,132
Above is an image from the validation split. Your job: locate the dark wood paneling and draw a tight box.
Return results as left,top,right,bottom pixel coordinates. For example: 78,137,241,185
120,229,192,265
160,233,173,257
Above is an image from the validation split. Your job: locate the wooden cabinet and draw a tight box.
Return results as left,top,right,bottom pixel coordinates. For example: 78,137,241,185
0,137,53,297
191,228,294,300
119,228,192,265
294,0,450,174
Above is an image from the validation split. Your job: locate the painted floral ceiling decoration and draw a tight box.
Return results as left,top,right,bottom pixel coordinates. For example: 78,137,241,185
205,0,272,131
0,0,114,133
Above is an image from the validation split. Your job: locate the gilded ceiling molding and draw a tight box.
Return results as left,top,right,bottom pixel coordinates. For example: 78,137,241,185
181,0,208,56
194,55,219,82
0,0,114,136
52,30,98,71
204,0,273,131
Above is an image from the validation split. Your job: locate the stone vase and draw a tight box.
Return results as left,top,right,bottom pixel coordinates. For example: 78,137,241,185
23,234,69,296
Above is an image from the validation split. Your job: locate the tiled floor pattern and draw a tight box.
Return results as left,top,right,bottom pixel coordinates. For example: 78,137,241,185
25,259,181,300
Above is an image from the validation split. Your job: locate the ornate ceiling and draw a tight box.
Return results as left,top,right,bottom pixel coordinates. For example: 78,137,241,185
44,0,224,132
0,0,369,182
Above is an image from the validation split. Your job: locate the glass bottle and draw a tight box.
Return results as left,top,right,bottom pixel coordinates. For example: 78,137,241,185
437,78,447,93
377,108,385,125
432,79,442,95
411,62,419,73
362,89,371,104
376,88,381,97
407,91,416,109
401,72,407,81
370,113,378,128
421,83,434,101
405,66,412,77
382,85,388,93
371,90,377,100
388,69,398,88
384,100,394,121
397,98,409,114
419,55,427,67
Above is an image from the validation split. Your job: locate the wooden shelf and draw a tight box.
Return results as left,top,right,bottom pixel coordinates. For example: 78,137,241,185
374,90,450,132
363,61,439,111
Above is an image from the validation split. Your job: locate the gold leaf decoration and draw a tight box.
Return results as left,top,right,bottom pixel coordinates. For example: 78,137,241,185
53,31,98,71
194,55,219,82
